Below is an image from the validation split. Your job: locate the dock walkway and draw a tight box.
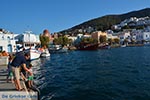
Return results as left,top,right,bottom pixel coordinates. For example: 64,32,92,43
0,65,16,91
0,65,38,100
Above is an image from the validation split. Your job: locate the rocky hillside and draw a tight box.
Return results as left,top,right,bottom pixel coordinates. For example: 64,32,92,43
61,8,150,34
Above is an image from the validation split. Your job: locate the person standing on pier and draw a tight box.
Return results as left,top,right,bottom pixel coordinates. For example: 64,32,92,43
11,53,32,91
6,55,14,83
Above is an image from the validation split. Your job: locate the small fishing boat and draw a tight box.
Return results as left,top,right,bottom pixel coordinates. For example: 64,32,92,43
76,43,98,50
40,49,50,57
121,44,126,47
25,48,41,60
99,44,110,49
48,45,68,53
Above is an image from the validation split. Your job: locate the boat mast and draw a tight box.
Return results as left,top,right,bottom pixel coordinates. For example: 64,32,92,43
27,25,31,49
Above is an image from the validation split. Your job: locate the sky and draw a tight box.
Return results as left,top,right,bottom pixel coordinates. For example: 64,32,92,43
0,0,149,34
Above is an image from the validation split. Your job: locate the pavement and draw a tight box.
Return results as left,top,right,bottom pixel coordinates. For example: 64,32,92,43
0,65,16,91
0,66,38,100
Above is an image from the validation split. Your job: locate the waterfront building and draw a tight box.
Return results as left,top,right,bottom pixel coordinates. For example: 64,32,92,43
74,34,84,45
53,33,58,38
15,31,40,50
107,34,119,40
91,31,107,43
144,26,150,32
67,36,77,43
136,31,150,43
83,34,91,38
118,31,131,44
0,32,17,52
105,30,114,34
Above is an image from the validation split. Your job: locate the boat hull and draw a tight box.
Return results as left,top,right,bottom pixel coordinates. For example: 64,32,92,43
77,43,98,50
48,45,68,53
99,45,110,49
40,49,50,57
25,49,41,60
49,48,68,53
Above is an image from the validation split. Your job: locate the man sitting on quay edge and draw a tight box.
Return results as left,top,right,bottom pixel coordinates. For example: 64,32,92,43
11,53,32,91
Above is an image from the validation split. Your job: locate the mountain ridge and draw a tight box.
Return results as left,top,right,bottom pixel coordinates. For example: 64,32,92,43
61,8,150,34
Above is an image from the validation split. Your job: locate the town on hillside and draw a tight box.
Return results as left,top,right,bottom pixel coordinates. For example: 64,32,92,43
0,16,150,57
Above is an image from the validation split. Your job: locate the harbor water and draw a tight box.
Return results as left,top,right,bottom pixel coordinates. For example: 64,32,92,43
31,46,150,100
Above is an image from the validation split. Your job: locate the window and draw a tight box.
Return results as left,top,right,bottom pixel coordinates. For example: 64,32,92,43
0,46,3,52
7,36,10,40
146,35,148,37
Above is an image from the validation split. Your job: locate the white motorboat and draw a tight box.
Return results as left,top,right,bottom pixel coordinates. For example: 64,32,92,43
25,49,41,60
121,44,126,47
48,45,68,53
40,49,50,57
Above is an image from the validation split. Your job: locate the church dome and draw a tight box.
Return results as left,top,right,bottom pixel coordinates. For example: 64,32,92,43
43,29,50,37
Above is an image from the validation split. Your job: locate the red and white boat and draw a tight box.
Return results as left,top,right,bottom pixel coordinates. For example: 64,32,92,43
25,48,41,60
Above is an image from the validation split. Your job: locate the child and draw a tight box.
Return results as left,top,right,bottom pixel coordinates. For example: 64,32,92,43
6,55,14,83
27,64,34,89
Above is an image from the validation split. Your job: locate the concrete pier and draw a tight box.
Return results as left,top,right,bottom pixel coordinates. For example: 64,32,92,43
0,56,8,66
0,65,16,91
0,65,38,100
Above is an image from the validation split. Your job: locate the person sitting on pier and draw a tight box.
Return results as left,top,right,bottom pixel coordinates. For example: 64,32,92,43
11,53,32,91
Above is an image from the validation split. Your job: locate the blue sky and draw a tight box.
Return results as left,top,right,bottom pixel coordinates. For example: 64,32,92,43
0,0,149,34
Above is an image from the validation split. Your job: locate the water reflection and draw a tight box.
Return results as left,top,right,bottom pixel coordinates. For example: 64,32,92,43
31,47,150,100
31,57,51,88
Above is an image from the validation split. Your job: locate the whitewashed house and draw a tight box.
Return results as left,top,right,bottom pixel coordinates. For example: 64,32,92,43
136,31,150,43
83,34,91,38
0,33,17,52
15,31,40,50
68,36,77,44
144,26,150,32
107,34,119,40
118,31,131,44
74,34,84,45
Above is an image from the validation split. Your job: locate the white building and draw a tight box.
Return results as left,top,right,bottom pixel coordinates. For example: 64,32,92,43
15,31,40,50
68,36,77,43
118,31,131,44
107,34,119,40
136,32,150,42
0,33,17,52
74,34,84,45
144,26,150,32
83,34,91,38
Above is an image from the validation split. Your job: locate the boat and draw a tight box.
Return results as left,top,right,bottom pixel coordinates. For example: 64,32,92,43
40,49,50,57
15,30,41,60
48,45,68,53
25,48,41,60
98,44,110,49
76,43,98,50
121,44,126,47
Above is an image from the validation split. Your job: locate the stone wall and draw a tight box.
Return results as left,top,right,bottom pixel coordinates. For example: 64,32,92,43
0,56,8,66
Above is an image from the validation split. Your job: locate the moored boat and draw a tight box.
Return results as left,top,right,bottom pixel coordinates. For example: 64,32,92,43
121,44,126,47
40,49,50,57
48,45,68,53
25,48,41,60
98,44,110,49
76,43,98,50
